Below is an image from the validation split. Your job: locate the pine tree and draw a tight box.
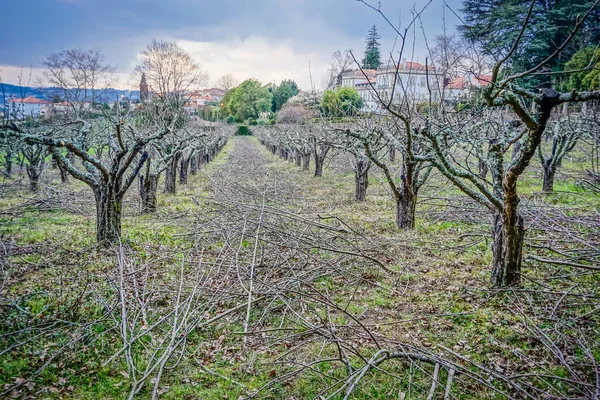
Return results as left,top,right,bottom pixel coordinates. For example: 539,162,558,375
459,0,600,88
362,25,382,70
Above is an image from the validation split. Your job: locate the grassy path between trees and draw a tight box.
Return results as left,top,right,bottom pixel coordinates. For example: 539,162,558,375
0,136,598,399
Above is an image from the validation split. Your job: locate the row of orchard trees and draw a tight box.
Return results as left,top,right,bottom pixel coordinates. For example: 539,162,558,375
256,0,600,287
1,40,233,246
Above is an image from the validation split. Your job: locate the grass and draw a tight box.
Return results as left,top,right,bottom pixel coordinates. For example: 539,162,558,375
0,136,598,399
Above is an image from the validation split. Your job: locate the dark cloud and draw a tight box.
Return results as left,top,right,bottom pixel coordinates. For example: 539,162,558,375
2,0,464,87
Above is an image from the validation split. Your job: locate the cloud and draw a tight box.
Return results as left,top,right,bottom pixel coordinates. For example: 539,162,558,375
178,37,331,90
1,36,331,91
0,65,133,90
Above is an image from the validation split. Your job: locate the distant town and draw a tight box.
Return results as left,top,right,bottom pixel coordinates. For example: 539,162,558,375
2,65,489,121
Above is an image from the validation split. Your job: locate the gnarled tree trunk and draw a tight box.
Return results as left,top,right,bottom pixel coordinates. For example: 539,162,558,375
302,153,310,171
478,158,488,179
139,172,159,213
179,155,190,185
314,158,324,177
164,153,180,194
26,160,43,192
4,152,13,176
55,155,69,184
542,164,556,193
396,185,416,230
94,186,122,245
491,211,524,287
354,158,369,202
190,153,198,175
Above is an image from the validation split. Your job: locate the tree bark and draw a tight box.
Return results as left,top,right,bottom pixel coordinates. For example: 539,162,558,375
389,145,396,162
295,151,302,167
395,187,416,229
302,153,310,170
314,157,324,177
491,212,524,287
164,153,180,194
190,153,198,175
4,152,13,176
354,159,369,202
179,155,190,185
139,173,159,213
26,160,43,192
55,155,69,184
94,186,122,245
542,165,556,193
478,158,488,179
312,143,330,177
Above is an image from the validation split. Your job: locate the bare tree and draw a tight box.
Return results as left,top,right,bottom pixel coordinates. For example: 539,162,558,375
538,114,582,192
135,39,207,103
417,1,600,286
215,74,239,91
135,39,208,195
42,48,115,118
323,49,354,90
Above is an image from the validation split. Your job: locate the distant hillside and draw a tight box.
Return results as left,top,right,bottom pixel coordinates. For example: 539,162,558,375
0,83,140,104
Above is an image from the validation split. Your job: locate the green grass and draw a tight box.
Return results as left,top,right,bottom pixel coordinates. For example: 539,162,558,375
0,137,598,399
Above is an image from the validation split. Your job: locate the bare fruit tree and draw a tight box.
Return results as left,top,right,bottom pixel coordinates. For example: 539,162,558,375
42,48,115,118
420,1,600,286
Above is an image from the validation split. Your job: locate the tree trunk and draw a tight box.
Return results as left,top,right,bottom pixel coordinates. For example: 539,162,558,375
26,160,43,192
295,151,302,167
354,160,369,202
53,154,69,184
542,164,556,193
139,173,159,213
190,153,198,175
94,186,122,246
179,155,190,185
478,159,488,179
395,189,416,230
389,145,396,162
491,212,524,287
302,153,310,171
164,154,180,194
57,160,69,184
512,141,522,162
314,157,324,177
5,153,13,176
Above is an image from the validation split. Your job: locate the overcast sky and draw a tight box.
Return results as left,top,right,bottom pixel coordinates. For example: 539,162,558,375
1,0,463,90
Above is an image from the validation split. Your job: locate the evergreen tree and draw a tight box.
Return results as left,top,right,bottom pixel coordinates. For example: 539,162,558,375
272,80,299,112
459,0,600,88
362,25,382,70
562,46,600,91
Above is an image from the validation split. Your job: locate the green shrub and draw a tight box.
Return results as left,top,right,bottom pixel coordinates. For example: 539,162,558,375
226,114,236,124
237,125,252,136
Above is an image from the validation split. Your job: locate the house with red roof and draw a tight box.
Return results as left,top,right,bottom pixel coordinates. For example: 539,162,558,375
444,73,492,101
5,96,51,120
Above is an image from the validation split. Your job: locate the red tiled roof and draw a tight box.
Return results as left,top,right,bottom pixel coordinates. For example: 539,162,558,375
7,96,50,104
446,76,467,90
446,75,492,89
473,75,492,87
403,62,435,71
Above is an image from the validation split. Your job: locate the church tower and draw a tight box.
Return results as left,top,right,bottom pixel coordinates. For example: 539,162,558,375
140,73,149,102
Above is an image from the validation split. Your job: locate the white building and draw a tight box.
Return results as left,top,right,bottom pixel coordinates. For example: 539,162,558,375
444,73,492,101
339,62,444,113
375,61,443,105
5,96,51,120
341,69,376,89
